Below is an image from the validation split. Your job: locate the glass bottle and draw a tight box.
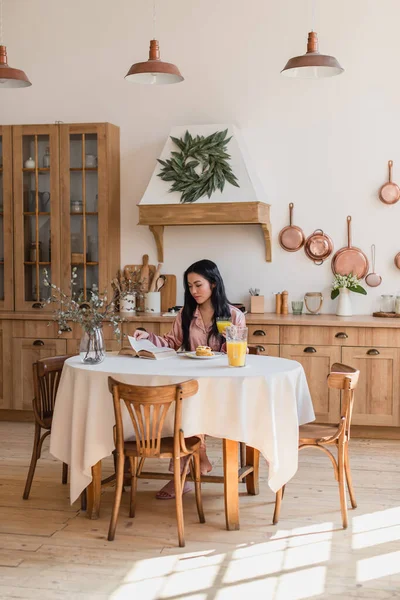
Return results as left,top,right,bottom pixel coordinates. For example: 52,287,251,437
43,147,50,168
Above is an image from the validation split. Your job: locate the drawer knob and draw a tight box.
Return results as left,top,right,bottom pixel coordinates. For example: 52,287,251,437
32,302,43,309
367,348,380,356
335,332,348,339
254,329,266,336
255,345,266,352
33,340,44,346
304,346,317,353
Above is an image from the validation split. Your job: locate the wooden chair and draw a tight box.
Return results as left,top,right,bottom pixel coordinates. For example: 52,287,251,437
273,362,360,529
23,355,73,500
107,377,205,547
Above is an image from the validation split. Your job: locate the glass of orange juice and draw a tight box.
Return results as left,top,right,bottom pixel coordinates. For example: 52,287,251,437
216,316,232,335
226,326,248,367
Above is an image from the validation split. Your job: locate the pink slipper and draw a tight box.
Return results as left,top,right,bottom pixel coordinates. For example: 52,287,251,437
156,481,193,500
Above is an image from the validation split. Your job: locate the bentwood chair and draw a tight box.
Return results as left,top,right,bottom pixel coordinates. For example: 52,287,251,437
273,362,360,529
107,377,205,547
23,355,73,500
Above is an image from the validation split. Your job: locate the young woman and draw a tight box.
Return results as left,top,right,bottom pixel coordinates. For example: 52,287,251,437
133,259,246,499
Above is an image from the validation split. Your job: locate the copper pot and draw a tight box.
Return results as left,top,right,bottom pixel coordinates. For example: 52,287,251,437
304,229,334,265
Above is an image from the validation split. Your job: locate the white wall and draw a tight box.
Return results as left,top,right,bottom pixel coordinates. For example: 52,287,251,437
2,0,400,313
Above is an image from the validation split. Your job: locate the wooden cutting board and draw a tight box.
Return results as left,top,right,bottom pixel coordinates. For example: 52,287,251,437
123,265,177,313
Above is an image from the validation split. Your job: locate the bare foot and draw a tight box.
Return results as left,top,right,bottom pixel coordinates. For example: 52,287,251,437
156,480,193,500
200,449,213,475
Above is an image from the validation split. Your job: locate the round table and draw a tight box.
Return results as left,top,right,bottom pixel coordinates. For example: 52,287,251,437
50,353,314,527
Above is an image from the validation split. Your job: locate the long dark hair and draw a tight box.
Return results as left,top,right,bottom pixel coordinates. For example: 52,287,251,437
181,259,231,351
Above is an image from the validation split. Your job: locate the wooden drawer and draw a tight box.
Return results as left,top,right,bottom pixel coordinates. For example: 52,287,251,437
248,325,279,344
249,344,279,357
280,325,400,348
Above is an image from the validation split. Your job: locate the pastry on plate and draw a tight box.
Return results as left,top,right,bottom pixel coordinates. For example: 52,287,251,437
195,345,214,357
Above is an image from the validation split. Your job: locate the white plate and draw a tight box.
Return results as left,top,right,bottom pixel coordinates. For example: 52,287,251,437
184,351,224,360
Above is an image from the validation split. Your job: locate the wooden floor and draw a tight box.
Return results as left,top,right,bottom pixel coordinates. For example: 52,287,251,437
1,423,399,600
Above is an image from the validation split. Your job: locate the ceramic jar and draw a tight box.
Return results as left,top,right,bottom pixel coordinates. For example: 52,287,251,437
336,288,352,317
24,157,35,169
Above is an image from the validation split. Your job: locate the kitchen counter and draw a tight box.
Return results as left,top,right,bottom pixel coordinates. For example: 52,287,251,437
3,311,400,328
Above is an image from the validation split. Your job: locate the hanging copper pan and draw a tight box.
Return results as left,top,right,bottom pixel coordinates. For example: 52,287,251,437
304,229,334,265
331,216,369,279
279,203,305,252
379,160,400,205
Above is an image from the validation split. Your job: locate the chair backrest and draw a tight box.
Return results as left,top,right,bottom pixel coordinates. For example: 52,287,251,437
108,377,199,459
327,362,360,436
33,355,72,428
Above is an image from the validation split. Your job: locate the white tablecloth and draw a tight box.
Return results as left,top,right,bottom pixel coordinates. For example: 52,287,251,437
50,354,314,503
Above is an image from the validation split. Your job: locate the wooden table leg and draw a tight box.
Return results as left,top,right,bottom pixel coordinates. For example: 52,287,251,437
245,446,260,495
223,439,239,531
86,460,102,520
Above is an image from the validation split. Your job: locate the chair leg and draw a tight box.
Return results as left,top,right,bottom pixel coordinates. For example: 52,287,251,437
62,462,68,485
174,456,185,547
23,423,41,500
338,440,348,529
344,441,357,509
192,452,205,524
240,442,246,468
128,457,138,518
273,487,283,525
108,451,125,541
80,489,87,511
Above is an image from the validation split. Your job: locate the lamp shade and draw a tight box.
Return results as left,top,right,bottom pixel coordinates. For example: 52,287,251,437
125,40,183,85
0,45,31,88
281,32,343,79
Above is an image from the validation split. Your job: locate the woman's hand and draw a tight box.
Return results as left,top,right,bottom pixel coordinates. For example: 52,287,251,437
133,329,150,340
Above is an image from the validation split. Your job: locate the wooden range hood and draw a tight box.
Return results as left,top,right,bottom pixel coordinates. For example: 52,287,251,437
138,201,272,262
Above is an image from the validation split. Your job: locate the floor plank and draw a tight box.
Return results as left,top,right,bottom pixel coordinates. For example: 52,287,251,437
0,422,399,599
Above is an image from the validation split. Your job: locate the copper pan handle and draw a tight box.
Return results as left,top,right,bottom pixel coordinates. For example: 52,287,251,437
347,216,352,248
313,260,324,266
388,160,393,183
289,203,294,226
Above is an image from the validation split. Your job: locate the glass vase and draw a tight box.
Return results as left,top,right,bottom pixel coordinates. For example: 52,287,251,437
336,288,352,317
79,327,106,364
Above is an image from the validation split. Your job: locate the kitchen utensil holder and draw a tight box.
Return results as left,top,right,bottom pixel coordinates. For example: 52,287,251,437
145,291,161,313
250,295,264,313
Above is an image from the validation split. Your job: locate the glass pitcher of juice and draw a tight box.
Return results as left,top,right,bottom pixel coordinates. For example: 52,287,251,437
216,316,232,334
226,326,248,367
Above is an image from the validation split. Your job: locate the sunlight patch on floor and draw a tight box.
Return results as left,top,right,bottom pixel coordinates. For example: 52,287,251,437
352,524,400,550
352,507,400,534
357,550,400,583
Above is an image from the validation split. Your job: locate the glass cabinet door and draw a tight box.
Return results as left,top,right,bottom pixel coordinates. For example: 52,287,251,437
60,123,120,303
13,125,60,311
0,126,13,310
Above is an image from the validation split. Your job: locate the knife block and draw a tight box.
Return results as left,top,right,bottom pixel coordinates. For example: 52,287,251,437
250,295,265,314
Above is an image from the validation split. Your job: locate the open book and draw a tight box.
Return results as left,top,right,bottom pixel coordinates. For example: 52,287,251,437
118,336,176,360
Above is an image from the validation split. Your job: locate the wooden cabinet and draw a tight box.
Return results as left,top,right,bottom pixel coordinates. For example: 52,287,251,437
0,126,14,310
12,337,67,410
13,125,61,312
342,346,400,427
6,122,120,313
60,123,120,303
280,344,341,424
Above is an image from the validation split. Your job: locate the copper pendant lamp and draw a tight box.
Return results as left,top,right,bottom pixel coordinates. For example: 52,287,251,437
281,1,343,79
0,0,31,88
125,0,183,85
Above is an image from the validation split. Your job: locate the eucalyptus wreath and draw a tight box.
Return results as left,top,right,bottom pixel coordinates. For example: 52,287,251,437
157,129,240,204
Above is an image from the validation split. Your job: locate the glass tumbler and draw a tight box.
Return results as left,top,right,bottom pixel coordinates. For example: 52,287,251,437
291,301,303,315
226,326,248,367
380,294,394,313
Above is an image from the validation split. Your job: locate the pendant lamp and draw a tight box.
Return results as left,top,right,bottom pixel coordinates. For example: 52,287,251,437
125,0,183,85
281,1,343,79
0,0,31,88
